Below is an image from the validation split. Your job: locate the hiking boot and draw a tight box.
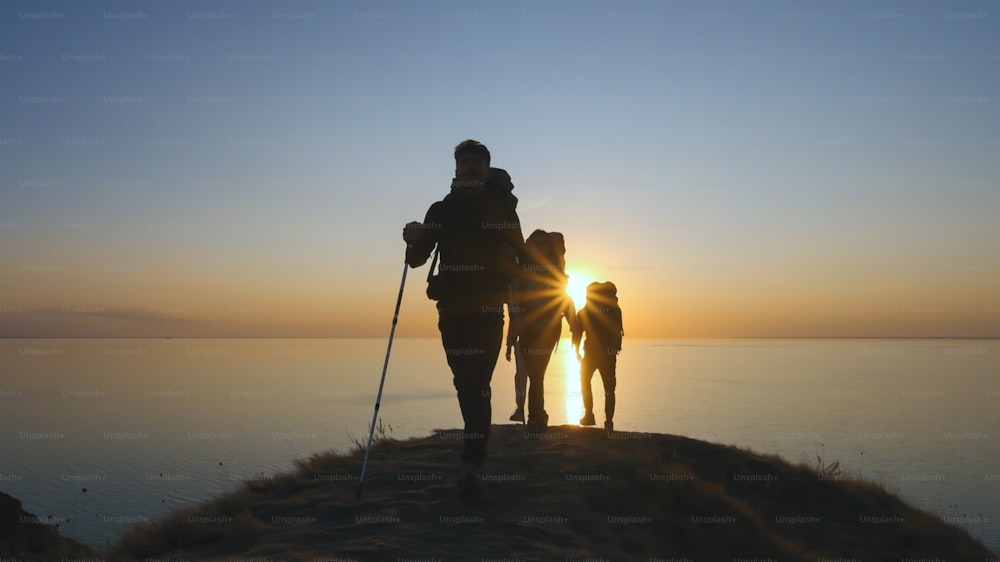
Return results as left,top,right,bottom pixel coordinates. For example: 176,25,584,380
604,420,614,432
579,412,596,426
456,470,482,504
527,412,548,434
509,407,525,423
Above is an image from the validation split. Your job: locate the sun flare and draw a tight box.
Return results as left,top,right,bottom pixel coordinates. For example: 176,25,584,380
565,269,591,311
563,343,584,425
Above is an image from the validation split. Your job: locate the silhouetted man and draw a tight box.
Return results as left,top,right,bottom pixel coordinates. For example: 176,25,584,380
573,282,624,432
402,139,525,502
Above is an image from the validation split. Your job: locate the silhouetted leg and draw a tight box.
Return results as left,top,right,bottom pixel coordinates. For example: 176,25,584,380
522,335,555,429
600,354,617,422
439,311,503,469
513,346,527,411
580,354,597,416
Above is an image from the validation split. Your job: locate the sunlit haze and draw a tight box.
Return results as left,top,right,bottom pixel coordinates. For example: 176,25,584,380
565,270,592,312
1,0,998,338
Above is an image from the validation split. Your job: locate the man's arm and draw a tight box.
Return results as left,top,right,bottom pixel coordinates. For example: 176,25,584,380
403,202,443,268
506,207,527,264
570,306,586,361
494,206,526,281
563,296,579,336
571,308,585,349
505,285,519,361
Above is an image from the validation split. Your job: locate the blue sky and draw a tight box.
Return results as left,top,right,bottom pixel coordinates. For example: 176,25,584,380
1,0,998,337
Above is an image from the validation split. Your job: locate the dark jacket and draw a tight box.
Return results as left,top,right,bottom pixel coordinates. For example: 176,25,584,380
407,184,526,316
573,304,624,355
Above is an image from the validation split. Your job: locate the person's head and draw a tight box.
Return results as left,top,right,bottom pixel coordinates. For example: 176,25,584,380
453,139,490,182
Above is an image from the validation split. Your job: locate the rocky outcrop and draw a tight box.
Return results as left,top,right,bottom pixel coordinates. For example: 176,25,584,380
0,491,97,561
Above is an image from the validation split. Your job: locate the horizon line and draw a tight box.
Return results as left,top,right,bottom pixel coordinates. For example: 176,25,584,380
2,336,998,341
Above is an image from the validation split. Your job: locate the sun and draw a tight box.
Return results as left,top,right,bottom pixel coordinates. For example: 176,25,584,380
565,269,592,311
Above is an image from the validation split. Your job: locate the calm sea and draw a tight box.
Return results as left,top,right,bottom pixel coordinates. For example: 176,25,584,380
0,338,997,551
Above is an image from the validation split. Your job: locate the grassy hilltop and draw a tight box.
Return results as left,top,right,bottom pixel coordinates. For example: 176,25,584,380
5,424,996,561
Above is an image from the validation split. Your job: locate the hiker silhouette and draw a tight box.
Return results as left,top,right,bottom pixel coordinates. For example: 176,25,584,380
505,230,578,433
402,140,525,502
572,281,624,432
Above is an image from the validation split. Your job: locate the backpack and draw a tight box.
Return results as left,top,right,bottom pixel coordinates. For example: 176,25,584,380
524,229,565,275
445,167,518,210
487,167,518,211
515,230,569,337
427,167,519,301
582,281,623,354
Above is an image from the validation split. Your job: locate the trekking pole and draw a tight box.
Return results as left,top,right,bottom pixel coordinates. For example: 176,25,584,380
356,257,408,500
